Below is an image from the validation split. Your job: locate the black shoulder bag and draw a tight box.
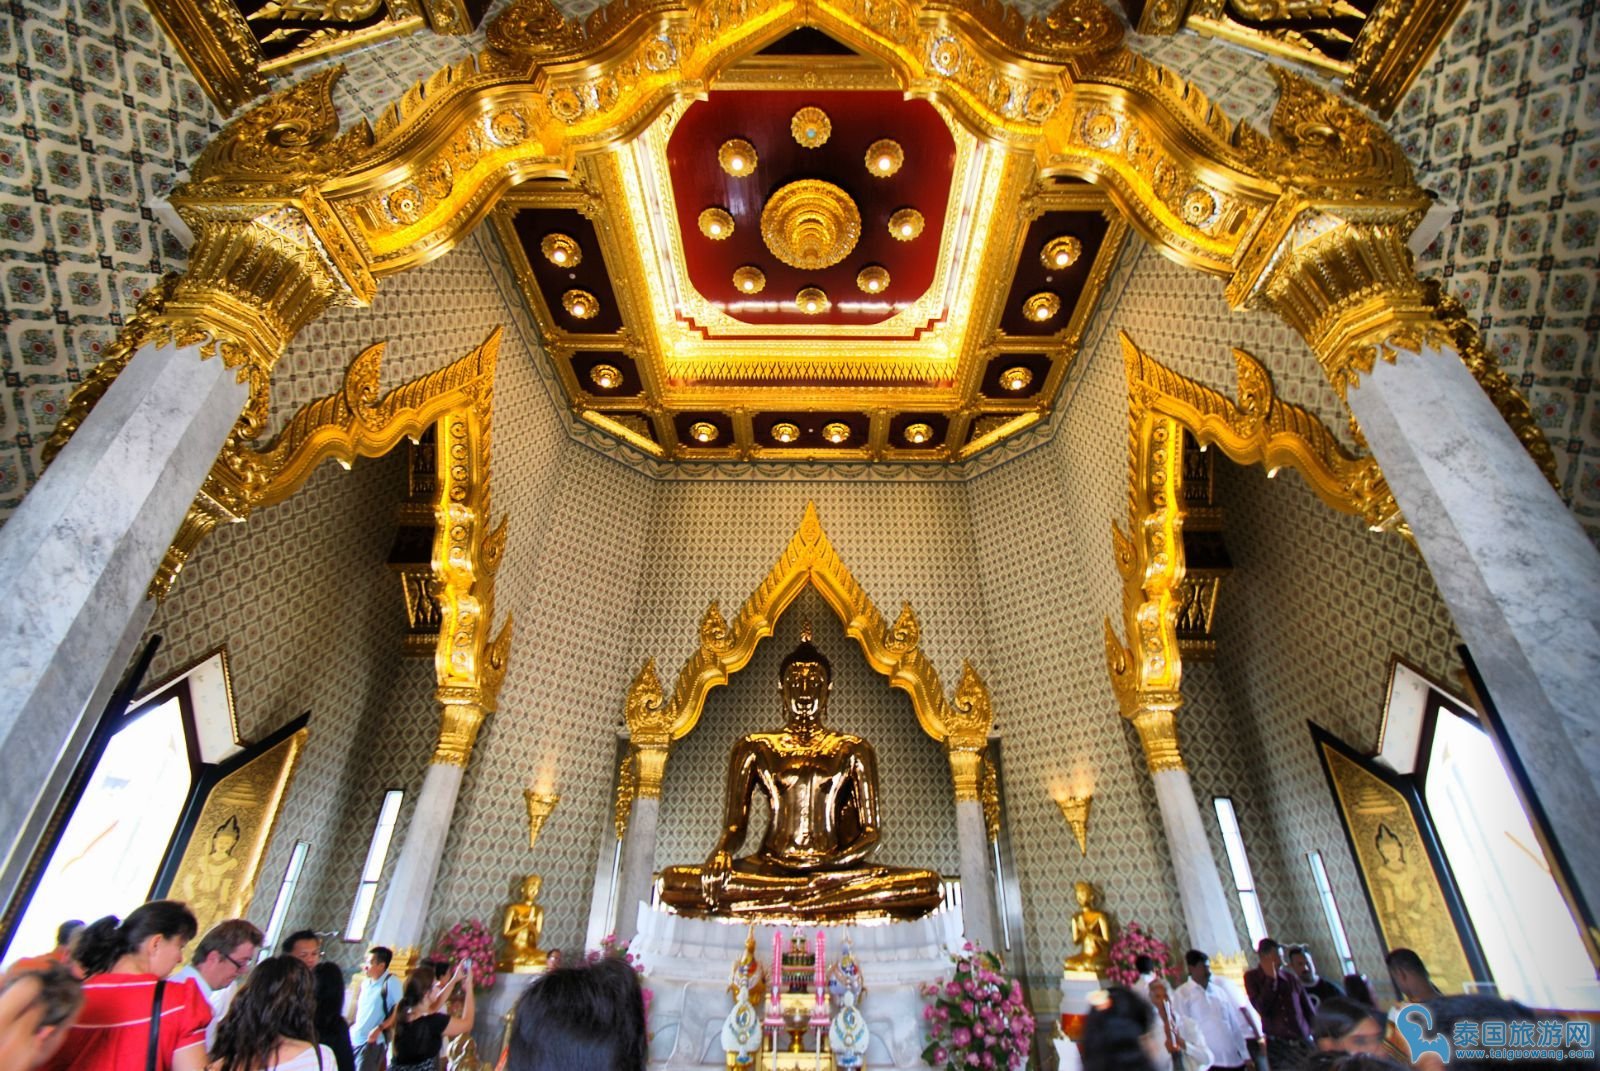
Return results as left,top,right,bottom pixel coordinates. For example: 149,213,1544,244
146,980,167,1071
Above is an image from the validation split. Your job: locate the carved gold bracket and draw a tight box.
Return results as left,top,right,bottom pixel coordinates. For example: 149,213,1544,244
1105,332,1403,771
617,502,995,822
152,329,513,768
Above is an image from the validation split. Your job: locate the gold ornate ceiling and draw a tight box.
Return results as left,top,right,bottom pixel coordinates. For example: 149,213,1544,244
492,33,1128,463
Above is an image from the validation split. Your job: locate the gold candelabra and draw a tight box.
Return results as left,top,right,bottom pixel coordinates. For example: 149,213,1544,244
524,790,559,850
1056,794,1091,856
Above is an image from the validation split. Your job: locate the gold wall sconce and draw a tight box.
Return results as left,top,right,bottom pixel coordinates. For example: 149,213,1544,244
1056,793,1091,856
524,790,560,851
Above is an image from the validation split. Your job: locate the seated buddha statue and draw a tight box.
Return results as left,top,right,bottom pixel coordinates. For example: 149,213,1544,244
657,629,942,921
1062,879,1114,975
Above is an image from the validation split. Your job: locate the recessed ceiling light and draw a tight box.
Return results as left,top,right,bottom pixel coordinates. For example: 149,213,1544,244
733,265,766,294
698,207,735,240
772,422,800,444
689,421,719,444
998,366,1033,391
903,422,934,444
796,287,829,315
865,139,903,177
562,289,598,319
719,139,758,177
540,233,582,268
1022,291,1061,322
1041,235,1082,270
589,363,622,389
822,421,851,444
856,265,890,294
888,208,923,241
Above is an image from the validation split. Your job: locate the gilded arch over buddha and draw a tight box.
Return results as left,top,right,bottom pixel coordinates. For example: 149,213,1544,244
616,502,996,833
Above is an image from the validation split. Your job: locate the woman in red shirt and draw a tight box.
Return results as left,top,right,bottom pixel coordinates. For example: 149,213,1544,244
40,900,209,1071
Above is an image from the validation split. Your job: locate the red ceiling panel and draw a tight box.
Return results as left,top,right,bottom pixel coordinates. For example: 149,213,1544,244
667,90,956,327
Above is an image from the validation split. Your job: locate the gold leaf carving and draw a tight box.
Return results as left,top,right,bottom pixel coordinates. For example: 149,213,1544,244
191,67,374,183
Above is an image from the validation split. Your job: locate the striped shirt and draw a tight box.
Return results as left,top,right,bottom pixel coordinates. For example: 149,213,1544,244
39,972,211,1071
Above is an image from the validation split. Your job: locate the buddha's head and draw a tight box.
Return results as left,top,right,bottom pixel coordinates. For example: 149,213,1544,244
521,874,543,900
1073,880,1098,909
779,626,833,735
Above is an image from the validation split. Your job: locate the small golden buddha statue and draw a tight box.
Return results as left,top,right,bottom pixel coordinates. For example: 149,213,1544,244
499,874,548,972
658,629,942,920
1063,880,1114,974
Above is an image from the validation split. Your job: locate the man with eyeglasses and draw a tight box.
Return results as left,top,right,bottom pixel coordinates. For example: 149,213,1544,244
170,919,263,1048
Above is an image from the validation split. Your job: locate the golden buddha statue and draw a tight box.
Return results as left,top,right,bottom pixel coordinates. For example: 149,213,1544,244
658,630,942,921
1063,880,1114,974
499,874,548,972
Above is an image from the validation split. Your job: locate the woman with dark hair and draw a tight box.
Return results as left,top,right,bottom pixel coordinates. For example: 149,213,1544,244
312,962,355,1071
388,961,474,1071
209,955,333,1071
504,957,647,1071
40,899,208,1071
1080,986,1161,1071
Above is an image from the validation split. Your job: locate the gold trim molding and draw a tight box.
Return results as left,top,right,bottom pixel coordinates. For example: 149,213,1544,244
1105,332,1403,771
617,502,995,822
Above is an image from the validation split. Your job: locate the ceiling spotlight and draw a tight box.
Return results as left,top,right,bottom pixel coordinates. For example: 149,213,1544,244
903,422,934,445
1022,291,1061,322
562,288,598,319
589,363,621,390
541,233,582,268
865,139,903,177
790,107,832,148
772,422,800,444
998,366,1034,391
733,265,767,294
698,207,735,240
688,421,719,444
888,208,924,241
821,421,851,444
856,265,890,294
718,138,758,177
796,287,830,315
1041,235,1082,270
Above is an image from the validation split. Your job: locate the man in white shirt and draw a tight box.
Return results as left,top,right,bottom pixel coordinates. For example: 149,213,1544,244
1174,949,1258,1071
169,919,264,1048
351,946,404,1063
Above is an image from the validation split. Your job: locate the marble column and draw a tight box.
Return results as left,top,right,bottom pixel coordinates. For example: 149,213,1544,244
1344,344,1600,914
1151,767,1242,956
0,341,248,912
372,762,465,952
614,795,660,942
954,798,998,950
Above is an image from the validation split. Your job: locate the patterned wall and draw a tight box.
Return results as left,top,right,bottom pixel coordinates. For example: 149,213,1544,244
1388,0,1600,546
0,0,219,521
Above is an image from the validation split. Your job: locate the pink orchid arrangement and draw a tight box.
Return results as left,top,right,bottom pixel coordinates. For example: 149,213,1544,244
919,943,1034,1071
430,918,497,991
591,933,653,1025
1105,921,1171,987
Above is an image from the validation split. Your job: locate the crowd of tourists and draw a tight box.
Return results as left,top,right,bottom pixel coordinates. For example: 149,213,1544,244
1079,937,1594,1071
0,899,645,1071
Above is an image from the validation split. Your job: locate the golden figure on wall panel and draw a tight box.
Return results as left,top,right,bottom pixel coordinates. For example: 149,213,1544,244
167,728,308,939
1318,741,1476,994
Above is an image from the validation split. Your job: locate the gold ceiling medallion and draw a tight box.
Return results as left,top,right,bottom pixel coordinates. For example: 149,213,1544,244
1023,291,1061,322
562,289,598,318
698,207,735,240
795,287,831,315
856,265,890,294
760,180,862,270
615,503,995,827
1041,235,1082,270
998,366,1033,391
888,208,924,241
902,422,933,444
589,363,622,389
718,138,758,177
732,265,767,294
821,421,851,444
790,107,832,148
771,422,801,443
688,420,720,443
865,139,904,177
540,233,581,267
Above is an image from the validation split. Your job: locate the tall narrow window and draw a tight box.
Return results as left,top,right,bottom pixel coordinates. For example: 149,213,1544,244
1306,850,1356,976
1214,797,1269,946
345,791,404,942
261,841,311,959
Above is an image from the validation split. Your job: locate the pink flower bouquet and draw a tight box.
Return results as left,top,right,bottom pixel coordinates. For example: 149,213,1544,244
1105,921,1171,987
430,918,497,991
920,944,1034,1071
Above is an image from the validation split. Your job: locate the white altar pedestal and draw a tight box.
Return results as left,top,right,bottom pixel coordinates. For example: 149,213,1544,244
1052,970,1104,1071
630,903,964,1069
471,969,543,1061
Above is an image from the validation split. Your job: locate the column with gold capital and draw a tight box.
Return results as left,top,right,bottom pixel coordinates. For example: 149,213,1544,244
1131,699,1241,957
946,665,998,951
614,660,672,941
